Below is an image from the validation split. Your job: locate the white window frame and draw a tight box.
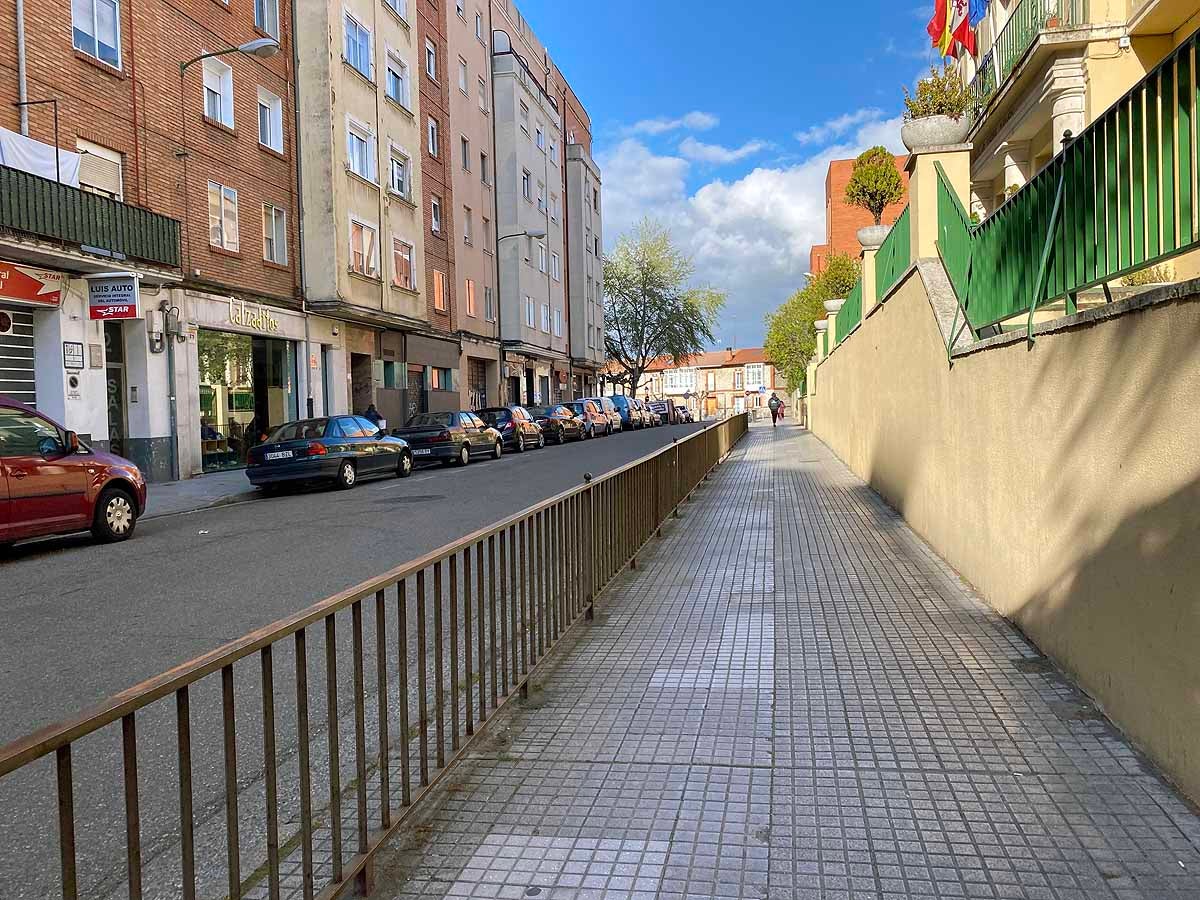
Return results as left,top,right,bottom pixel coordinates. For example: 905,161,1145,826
549,193,558,222
462,205,472,244
257,87,284,152
540,303,550,333
484,285,495,321
549,138,558,164
388,148,412,200
464,277,476,316
460,135,470,171
431,195,442,233
203,58,234,128
207,181,239,251
344,12,372,78
427,117,439,157
745,363,765,387
552,307,562,337
255,0,279,39
538,243,547,273
525,296,535,327
262,203,287,264
536,180,545,212
480,150,489,185
456,0,464,17
346,118,376,181
458,57,468,95
385,49,411,110
392,236,415,289
349,216,380,277
475,11,483,41
72,0,121,69
535,123,545,150
425,39,437,79
521,169,531,201
383,0,408,20
550,251,560,281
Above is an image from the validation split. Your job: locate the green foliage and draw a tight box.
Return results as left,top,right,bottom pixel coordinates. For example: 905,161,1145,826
197,330,252,386
844,146,905,226
903,64,972,121
763,253,862,391
1121,263,1173,286
603,219,726,393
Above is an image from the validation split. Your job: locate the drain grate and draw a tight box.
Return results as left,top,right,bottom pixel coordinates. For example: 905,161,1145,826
1047,699,1105,721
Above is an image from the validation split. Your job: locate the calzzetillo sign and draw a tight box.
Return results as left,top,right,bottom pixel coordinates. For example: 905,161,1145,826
88,274,140,320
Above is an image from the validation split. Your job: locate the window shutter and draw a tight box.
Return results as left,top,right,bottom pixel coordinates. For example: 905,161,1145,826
78,151,122,199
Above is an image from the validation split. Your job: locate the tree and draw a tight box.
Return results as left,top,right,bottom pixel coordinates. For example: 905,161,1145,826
603,219,725,395
844,146,904,226
763,253,861,391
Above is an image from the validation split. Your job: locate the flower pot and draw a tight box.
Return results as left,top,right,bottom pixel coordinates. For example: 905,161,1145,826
857,224,891,251
901,114,970,152
823,298,845,315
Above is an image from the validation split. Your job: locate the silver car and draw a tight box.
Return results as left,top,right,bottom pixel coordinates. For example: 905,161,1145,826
584,397,622,433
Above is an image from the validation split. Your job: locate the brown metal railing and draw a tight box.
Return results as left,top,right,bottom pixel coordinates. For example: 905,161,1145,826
0,412,748,900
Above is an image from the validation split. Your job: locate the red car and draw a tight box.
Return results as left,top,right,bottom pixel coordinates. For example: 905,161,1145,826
0,396,147,548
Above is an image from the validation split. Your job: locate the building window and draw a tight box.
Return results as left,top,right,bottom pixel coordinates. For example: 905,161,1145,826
465,278,476,316
460,135,470,170
480,151,489,185
535,123,545,150
384,0,407,19
594,236,600,257
745,363,764,386
734,370,743,389
207,182,238,251
455,0,464,17
433,269,447,311
77,139,123,200
521,170,531,201
431,195,442,233
458,58,468,94
392,238,414,289
349,218,379,276
664,367,696,393
72,0,121,68
344,13,372,78
477,75,488,112
346,120,374,180
538,243,546,272
519,102,529,133
202,58,234,127
462,206,473,244
537,182,546,213
549,193,558,221
427,117,439,156
425,39,437,79
482,216,491,250
525,296,535,327
593,188,600,211
540,303,550,333
550,251,560,281
431,366,452,390
389,151,411,199
567,128,576,143
475,11,483,40
255,0,279,38
552,307,562,337
484,285,495,321
262,204,286,264
257,88,284,152
549,138,558,164
386,50,411,109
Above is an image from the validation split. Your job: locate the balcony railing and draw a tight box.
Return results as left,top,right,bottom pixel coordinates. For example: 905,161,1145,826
968,0,1089,122
0,164,181,269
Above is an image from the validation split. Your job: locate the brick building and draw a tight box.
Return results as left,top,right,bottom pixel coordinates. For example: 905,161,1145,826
808,155,909,276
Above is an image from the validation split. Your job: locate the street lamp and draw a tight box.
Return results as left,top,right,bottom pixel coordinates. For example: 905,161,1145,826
180,38,281,74
497,227,547,242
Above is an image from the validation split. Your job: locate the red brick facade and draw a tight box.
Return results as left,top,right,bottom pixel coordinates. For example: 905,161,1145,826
418,0,457,335
809,155,909,276
0,0,300,303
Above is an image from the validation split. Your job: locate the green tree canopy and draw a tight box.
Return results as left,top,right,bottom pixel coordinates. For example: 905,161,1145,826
763,253,861,392
604,219,726,394
844,146,905,226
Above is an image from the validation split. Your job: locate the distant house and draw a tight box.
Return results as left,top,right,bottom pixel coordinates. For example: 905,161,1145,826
605,348,781,418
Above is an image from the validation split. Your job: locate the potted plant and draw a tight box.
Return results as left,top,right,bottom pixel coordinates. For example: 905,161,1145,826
844,146,905,250
901,63,973,152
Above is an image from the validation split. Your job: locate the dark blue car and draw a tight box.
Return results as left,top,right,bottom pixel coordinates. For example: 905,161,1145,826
608,395,641,429
246,415,413,491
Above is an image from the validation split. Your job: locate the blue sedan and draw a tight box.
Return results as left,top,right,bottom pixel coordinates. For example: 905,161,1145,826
246,415,413,490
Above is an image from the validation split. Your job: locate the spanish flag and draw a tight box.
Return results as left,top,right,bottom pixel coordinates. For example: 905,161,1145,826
927,0,950,54
928,0,976,58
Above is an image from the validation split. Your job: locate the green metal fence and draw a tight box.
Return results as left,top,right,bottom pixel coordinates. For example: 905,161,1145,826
875,206,911,303
940,29,1200,334
835,279,863,344
0,165,181,268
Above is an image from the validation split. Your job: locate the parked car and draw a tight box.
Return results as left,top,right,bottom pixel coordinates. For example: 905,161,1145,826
246,415,413,490
647,399,672,426
564,399,610,438
0,395,148,547
527,405,586,444
608,395,642,430
635,399,657,427
584,397,622,433
391,411,503,466
676,406,695,424
477,406,545,451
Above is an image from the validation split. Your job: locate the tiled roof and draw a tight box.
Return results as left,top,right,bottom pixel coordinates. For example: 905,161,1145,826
642,348,771,371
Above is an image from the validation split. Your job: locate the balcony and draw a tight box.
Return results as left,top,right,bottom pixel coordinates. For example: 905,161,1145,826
968,0,1089,122
0,164,181,270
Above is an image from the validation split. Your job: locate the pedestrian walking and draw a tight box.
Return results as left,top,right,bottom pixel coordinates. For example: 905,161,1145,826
768,392,784,427
364,403,384,427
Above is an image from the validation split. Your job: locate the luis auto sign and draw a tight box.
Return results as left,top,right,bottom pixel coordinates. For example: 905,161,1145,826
0,260,65,307
88,273,140,320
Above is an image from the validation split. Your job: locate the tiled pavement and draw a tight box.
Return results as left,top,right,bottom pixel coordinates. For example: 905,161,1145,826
371,423,1200,899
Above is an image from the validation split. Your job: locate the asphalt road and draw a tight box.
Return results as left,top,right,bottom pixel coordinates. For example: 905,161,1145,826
0,419,705,898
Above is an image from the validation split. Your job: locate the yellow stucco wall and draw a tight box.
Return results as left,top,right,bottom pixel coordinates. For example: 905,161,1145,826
812,271,1200,803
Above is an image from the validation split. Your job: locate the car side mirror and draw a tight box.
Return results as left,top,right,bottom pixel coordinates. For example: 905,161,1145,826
66,431,80,453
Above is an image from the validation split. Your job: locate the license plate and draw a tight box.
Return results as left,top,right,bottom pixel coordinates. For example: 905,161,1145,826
413,448,432,456
265,451,293,461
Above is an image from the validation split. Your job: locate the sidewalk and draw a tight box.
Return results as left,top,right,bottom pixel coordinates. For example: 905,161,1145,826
372,423,1200,900
142,468,258,519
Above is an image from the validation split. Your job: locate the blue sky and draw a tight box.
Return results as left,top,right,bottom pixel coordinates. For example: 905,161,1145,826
516,0,941,346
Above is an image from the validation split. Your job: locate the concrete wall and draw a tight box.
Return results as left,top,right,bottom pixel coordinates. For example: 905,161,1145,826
812,267,1200,803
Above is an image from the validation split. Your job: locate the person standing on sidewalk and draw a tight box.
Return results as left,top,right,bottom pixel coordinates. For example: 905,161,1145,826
768,392,784,427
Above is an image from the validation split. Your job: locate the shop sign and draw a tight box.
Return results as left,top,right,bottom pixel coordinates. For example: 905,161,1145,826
228,297,280,333
88,274,140,320
0,261,65,308
62,341,84,370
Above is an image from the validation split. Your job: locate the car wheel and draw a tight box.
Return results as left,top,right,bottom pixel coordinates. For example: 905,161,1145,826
397,451,413,478
536,431,545,449
493,440,503,460
458,444,471,467
335,460,357,490
555,426,565,445
92,486,138,543
515,433,526,453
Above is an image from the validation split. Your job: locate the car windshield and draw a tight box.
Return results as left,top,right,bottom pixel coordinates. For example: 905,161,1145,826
407,413,454,427
526,406,552,417
478,409,510,424
266,419,330,442
565,403,584,414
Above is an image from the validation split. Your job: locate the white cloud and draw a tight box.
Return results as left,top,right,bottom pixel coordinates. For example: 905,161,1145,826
627,111,719,136
596,113,905,346
679,137,769,165
794,107,885,146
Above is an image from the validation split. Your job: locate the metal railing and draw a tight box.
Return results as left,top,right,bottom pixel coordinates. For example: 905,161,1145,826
835,279,863,345
0,413,748,900
875,206,911,303
0,165,182,269
967,0,1089,122
940,28,1200,335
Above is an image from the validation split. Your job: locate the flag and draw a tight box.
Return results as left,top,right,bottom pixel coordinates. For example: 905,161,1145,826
969,0,989,27
949,0,976,57
927,0,950,53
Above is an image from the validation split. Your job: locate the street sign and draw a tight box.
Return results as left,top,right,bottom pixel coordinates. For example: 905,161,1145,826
62,341,84,370
758,385,767,395
87,274,140,320
0,260,65,308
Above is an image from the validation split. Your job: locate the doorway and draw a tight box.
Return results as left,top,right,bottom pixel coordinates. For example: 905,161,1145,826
524,369,535,405
507,376,521,405
406,365,426,421
104,322,127,458
350,352,373,416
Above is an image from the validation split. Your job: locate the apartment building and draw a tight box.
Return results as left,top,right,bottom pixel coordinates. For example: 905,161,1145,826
0,0,306,480
809,155,909,276
447,0,502,409
631,349,781,419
